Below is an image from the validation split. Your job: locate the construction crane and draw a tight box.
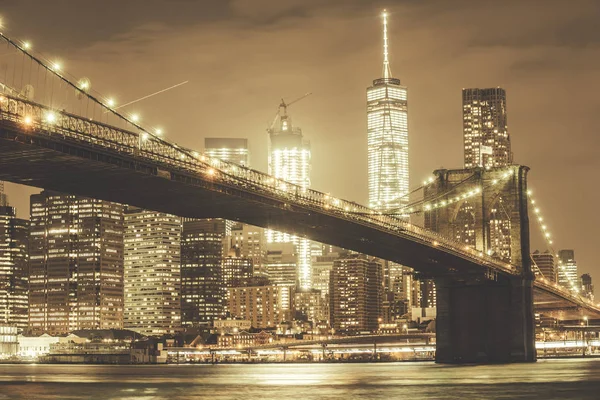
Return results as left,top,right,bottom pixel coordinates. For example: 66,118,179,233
267,92,312,133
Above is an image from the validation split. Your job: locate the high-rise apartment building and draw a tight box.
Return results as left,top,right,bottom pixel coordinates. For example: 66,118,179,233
462,87,512,169
367,11,408,214
267,100,312,289
29,191,124,335
123,208,181,336
557,250,578,290
204,138,250,167
180,219,226,326
227,284,294,329
532,250,556,283
329,255,382,333
0,205,28,330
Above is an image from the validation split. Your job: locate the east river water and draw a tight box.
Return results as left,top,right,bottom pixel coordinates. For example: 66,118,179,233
0,359,599,399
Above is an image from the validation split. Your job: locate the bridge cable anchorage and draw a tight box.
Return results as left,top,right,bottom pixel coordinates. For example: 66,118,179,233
527,189,586,300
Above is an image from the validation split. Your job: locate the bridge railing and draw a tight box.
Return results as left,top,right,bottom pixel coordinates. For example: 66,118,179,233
0,94,517,275
534,277,599,310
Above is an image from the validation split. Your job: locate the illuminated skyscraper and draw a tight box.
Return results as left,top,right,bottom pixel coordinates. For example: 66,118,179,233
123,208,181,336
368,11,412,318
463,88,512,169
29,191,124,335
204,138,250,167
557,249,578,291
267,100,312,290
0,204,28,330
367,10,409,214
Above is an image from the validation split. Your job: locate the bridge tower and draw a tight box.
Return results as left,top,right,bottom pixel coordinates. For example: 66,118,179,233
424,165,536,363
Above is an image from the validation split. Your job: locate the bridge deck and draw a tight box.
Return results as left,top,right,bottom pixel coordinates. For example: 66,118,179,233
0,95,598,317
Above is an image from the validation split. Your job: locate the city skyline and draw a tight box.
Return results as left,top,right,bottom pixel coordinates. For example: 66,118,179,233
1,1,599,281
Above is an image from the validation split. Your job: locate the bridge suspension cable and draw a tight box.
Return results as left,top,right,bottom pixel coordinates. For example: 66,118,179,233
527,189,585,298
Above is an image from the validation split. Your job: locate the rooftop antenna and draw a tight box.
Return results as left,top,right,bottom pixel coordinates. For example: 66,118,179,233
382,9,392,79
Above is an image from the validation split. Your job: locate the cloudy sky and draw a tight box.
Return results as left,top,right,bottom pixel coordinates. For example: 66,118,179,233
2,0,599,278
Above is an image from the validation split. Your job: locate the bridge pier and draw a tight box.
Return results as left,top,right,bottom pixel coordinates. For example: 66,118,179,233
435,275,536,364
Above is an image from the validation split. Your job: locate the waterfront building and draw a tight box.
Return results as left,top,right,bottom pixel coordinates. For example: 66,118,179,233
532,250,556,283
204,138,250,167
227,284,294,329
329,255,382,333
123,207,181,336
0,204,28,330
462,87,511,169
267,99,312,290
557,250,579,291
28,191,124,335
213,318,252,334
180,219,227,326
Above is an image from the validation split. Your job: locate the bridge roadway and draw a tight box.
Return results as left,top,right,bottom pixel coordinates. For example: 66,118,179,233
0,94,598,319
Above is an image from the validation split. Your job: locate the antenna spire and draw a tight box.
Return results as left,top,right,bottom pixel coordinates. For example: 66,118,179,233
382,9,392,79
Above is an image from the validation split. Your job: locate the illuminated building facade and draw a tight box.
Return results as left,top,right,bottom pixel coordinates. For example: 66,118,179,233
265,242,297,287
557,249,579,290
329,255,382,333
222,246,253,288
204,138,250,167
0,205,28,330
367,11,409,214
267,101,312,290
532,250,556,283
180,219,226,326
29,191,124,335
231,223,266,276
368,11,411,319
294,289,327,326
462,88,512,169
227,284,294,329
123,208,181,336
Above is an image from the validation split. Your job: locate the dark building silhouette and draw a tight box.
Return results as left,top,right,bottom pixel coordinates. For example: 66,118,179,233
180,219,226,326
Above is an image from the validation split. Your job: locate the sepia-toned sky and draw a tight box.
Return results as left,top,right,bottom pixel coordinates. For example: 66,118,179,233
2,0,599,278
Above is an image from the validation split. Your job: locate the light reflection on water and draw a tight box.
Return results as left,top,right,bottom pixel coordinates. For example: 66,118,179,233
0,359,599,399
